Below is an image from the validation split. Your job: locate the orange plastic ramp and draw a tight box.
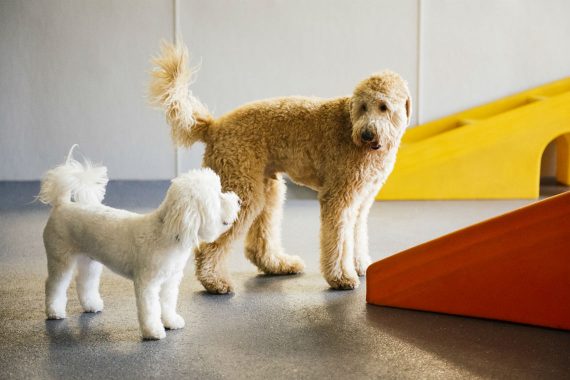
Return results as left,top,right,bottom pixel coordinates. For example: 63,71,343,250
366,192,570,330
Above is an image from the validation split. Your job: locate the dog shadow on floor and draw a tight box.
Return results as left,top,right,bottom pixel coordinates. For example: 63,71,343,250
44,313,110,345
365,305,570,378
43,312,208,379
187,270,310,301
193,290,236,300
243,272,307,292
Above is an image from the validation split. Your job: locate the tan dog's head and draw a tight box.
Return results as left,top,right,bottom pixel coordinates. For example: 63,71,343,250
349,70,411,151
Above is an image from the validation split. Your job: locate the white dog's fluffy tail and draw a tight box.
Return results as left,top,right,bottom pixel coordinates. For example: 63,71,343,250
149,41,212,147
38,145,108,207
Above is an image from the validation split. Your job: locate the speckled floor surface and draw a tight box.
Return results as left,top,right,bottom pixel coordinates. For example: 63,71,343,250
1,182,569,379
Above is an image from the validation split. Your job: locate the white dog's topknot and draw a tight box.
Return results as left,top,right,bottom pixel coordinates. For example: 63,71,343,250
38,145,108,206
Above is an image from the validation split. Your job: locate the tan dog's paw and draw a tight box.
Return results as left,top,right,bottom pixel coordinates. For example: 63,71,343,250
281,255,305,274
201,276,234,294
263,254,305,275
354,256,372,277
326,273,360,290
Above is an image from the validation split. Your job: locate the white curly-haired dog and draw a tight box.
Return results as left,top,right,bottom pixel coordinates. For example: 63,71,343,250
39,146,240,340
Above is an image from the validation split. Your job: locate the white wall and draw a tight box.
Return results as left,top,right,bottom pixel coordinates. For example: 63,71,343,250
1,0,569,180
178,0,419,172
420,0,570,121
0,0,175,180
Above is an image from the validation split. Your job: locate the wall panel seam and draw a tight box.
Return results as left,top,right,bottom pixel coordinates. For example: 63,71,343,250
416,0,422,125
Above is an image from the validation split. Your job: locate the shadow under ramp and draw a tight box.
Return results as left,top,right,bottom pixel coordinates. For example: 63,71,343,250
365,304,570,379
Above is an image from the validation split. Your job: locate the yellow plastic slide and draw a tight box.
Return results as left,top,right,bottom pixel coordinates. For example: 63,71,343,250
377,77,570,200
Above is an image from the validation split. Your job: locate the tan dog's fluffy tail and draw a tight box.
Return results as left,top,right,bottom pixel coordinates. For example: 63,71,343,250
150,42,212,147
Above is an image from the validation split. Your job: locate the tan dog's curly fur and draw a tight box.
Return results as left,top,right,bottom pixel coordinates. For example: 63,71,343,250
150,42,411,292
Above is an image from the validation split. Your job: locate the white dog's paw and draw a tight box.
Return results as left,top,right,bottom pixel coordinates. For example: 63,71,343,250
142,323,167,340
354,256,372,277
46,307,66,320
163,314,185,330
326,272,360,290
81,296,104,313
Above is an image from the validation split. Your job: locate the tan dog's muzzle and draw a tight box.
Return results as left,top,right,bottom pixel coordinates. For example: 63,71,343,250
361,128,381,150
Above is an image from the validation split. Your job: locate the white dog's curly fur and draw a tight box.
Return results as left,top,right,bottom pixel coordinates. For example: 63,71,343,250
39,146,240,340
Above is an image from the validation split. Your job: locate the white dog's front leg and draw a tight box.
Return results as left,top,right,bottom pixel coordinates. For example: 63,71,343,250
135,279,165,340
160,271,185,330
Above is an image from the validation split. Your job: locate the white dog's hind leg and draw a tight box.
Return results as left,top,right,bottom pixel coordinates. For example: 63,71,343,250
135,279,166,340
45,249,77,319
245,177,305,275
76,255,104,313
160,271,185,330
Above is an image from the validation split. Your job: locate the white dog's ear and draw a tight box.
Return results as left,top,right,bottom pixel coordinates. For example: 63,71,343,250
196,195,222,243
405,96,412,126
164,168,228,245
161,193,201,249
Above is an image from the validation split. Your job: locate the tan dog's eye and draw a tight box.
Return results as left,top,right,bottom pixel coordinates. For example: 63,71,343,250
360,104,367,113
379,103,388,112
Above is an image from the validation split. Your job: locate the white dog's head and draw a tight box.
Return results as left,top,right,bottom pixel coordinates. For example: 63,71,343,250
349,70,411,152
160,168,240,248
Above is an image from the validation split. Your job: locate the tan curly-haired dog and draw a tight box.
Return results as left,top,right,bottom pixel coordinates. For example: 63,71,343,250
150,42,411,293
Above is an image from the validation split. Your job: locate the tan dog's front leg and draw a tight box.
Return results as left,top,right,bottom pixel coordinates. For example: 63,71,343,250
319,196,359,289
353,189,376,276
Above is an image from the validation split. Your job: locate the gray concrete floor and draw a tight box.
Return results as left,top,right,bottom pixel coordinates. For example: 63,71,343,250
1,181,569,379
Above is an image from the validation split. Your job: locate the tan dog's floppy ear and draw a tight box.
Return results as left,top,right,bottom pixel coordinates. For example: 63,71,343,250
348,97,357,124
405,97,412,126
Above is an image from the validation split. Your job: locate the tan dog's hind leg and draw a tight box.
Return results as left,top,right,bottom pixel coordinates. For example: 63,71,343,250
195,176,263,294
245,176,305,275
195,233,237,294
319,192,360,290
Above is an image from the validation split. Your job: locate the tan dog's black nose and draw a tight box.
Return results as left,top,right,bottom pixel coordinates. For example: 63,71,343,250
361,130,374,142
